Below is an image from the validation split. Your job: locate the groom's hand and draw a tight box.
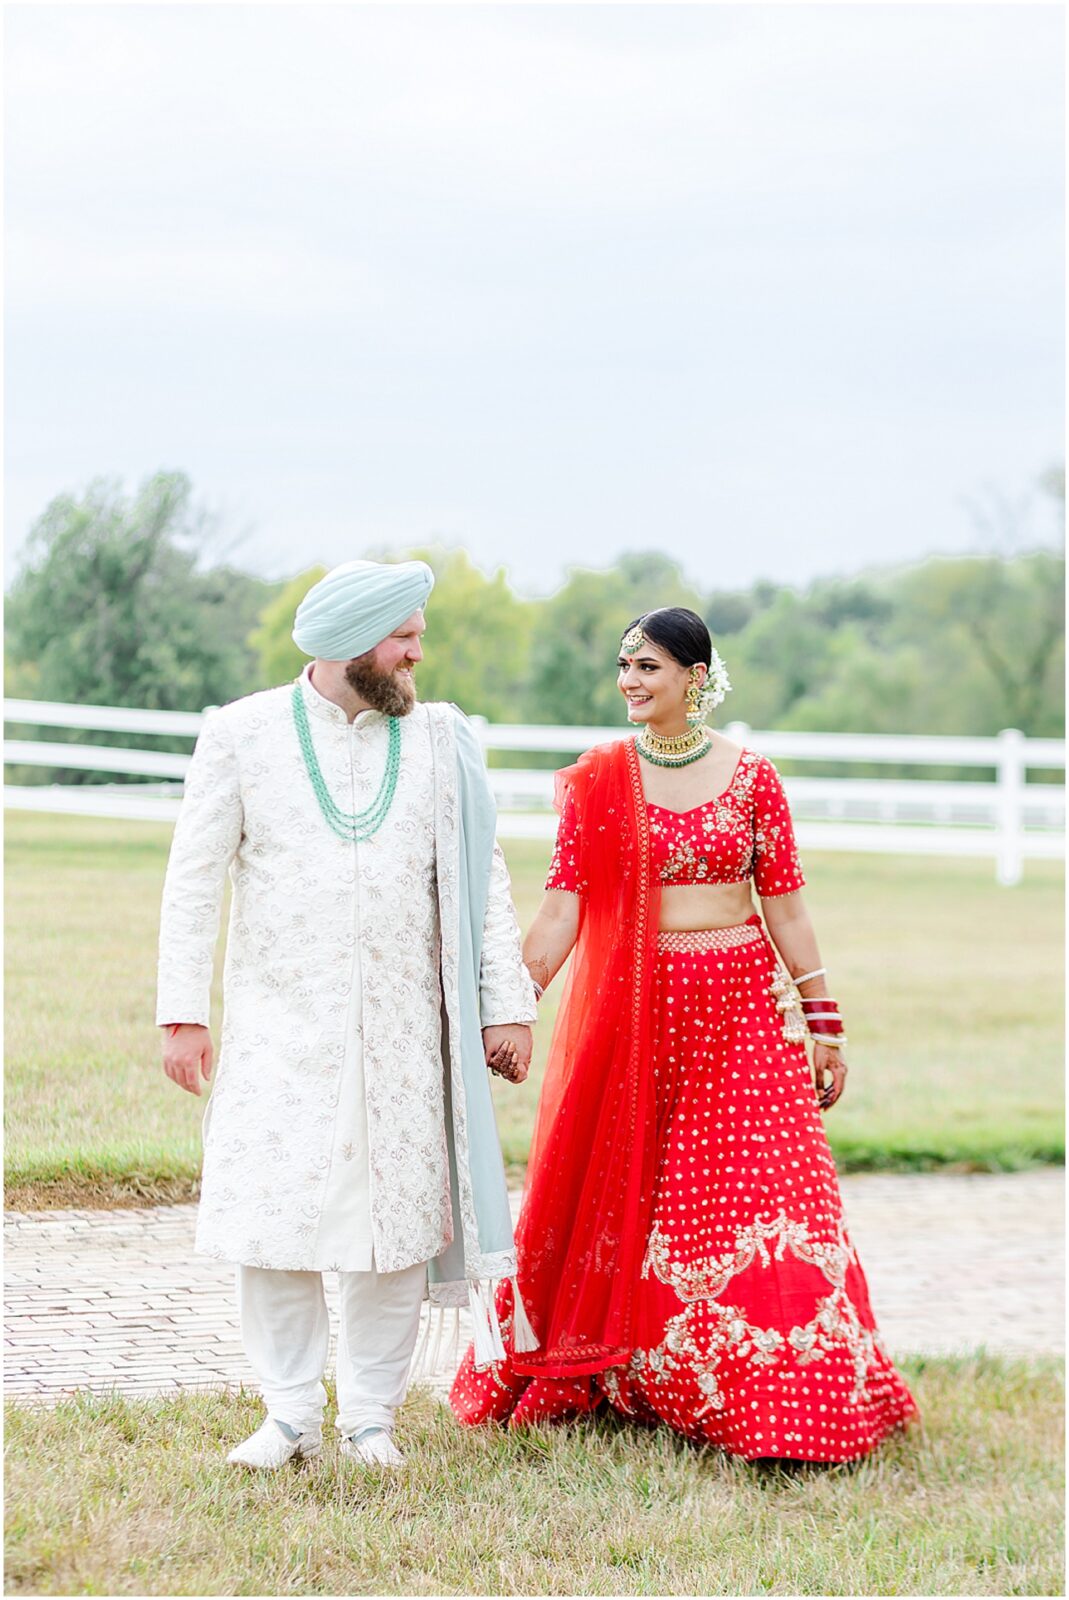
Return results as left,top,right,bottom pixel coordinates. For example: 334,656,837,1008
162,1023,213,1096
483,1024,532,1085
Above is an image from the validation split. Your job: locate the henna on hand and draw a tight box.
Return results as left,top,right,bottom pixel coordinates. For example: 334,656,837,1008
526,955,551,990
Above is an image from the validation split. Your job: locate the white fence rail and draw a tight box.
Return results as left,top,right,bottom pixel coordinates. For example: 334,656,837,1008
4,699,1064,885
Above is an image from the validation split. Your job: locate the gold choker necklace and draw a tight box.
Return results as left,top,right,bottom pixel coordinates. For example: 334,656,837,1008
636,725,712,767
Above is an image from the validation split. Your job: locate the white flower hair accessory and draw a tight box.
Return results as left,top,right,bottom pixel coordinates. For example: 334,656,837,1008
686,646,732,722
704,646,732,710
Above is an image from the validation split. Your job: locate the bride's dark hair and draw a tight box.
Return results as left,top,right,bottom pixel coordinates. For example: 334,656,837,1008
620,607,711,668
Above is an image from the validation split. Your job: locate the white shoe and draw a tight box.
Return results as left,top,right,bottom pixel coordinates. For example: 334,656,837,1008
339,1426,405,1469
227,1418,322,1469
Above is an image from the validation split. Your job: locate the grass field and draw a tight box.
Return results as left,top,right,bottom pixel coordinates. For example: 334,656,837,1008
4,1356,1063,1596
4,812,1063,1206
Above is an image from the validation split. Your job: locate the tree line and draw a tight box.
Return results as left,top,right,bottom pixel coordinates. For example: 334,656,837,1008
4,470,1064,784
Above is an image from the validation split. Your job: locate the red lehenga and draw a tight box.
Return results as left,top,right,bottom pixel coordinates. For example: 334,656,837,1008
451,738,917,1462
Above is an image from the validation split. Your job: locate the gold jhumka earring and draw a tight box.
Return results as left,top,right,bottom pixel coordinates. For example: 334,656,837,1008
685,668,707,724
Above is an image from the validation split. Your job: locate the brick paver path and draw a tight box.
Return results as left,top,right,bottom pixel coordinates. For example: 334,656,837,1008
5,1170,1062,1407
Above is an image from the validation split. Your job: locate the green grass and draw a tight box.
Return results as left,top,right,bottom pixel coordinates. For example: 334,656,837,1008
3,1356,1063,1595
4,813,1064,1204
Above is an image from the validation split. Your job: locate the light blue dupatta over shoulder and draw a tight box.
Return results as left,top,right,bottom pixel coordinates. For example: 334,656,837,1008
424,704,538,1363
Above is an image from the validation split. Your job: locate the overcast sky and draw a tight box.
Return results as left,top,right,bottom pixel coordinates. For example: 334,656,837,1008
5,3,1064,597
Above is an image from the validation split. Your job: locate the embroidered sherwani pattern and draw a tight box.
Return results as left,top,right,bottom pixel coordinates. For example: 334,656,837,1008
157,668,533,1276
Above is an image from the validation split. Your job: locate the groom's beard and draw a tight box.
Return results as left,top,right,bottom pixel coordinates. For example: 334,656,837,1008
344,656,417,716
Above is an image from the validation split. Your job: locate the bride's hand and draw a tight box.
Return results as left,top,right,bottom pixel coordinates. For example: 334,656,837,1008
813,1043,847,1110
483,1024,532,1084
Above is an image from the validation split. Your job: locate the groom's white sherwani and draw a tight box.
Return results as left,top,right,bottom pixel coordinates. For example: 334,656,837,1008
157,665,535,1275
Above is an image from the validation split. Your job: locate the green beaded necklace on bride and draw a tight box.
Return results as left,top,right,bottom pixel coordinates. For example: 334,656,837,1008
635,724,713,767
291,683,401,842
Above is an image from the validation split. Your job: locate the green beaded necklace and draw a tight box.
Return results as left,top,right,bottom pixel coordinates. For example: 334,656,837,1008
292,684,401,842
636,726,713,768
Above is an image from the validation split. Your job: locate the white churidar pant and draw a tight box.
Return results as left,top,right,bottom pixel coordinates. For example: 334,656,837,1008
238,1260,427,1437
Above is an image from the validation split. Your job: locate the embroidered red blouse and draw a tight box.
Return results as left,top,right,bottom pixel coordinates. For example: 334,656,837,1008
545,745,805,899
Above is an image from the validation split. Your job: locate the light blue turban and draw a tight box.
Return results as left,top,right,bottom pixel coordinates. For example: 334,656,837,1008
291,559,435,660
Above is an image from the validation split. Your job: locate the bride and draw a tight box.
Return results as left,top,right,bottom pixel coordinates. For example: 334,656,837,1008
452,606,916,1462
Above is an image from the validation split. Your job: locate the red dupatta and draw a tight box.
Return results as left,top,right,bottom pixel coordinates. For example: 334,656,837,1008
512,736,662,1377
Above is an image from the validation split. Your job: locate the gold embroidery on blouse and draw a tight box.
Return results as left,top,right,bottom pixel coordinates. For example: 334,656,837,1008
660,837,713,883
698,749,761,837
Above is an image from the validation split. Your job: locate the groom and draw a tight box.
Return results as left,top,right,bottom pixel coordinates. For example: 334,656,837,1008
158,558,536,1469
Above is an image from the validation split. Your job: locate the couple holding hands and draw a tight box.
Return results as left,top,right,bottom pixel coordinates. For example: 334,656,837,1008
158,559,915,1471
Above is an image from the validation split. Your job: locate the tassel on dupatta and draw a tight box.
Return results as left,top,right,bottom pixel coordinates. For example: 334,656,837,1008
468,1279,507,1369
430,1302,447,1374
511,1277,540,1354
414,1277,531,1381
409,1305,436,1383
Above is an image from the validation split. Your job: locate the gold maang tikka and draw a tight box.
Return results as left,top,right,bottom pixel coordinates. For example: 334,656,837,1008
621,620,647,656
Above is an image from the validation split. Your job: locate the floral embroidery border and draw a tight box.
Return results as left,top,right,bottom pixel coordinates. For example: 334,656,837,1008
633,1211,886,1415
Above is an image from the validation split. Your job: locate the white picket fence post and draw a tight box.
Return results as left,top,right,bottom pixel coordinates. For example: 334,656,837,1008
996,728,1027,887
